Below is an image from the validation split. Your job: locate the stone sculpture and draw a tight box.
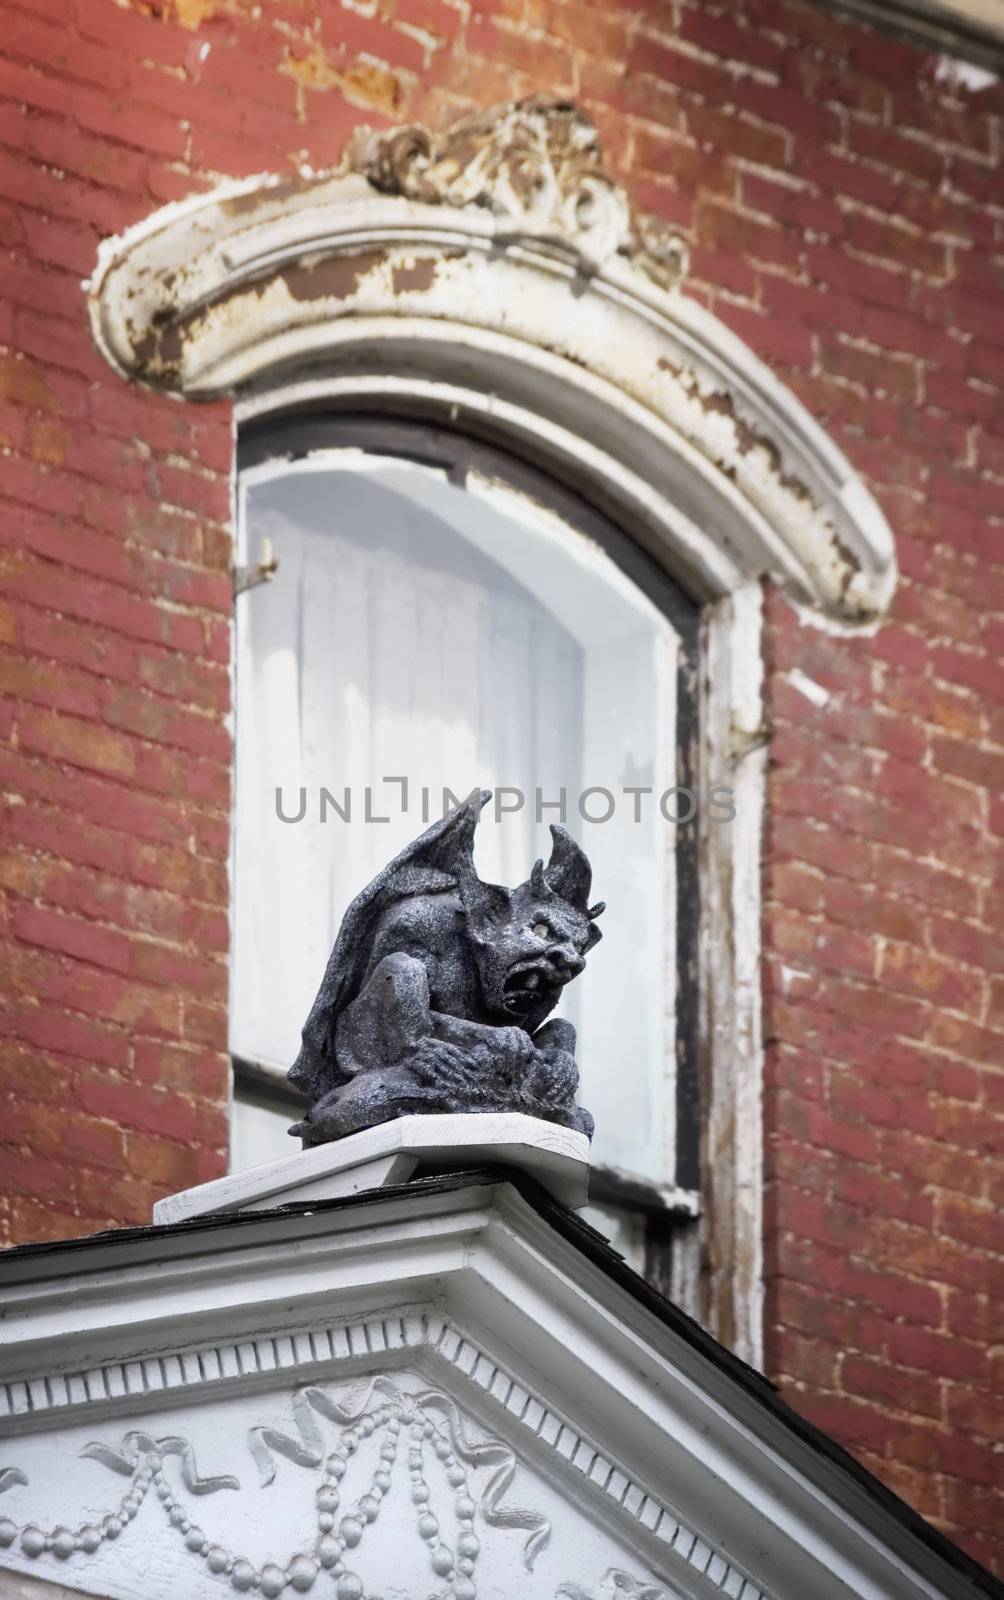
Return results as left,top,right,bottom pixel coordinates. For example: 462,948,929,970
288,790,603,1145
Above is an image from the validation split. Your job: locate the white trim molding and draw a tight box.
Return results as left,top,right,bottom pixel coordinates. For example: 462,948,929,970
698,585,767,1367
0,1180,991,1600
87,96,896,627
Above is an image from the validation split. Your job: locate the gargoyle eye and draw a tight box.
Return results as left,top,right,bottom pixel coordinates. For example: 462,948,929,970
531,921,551,940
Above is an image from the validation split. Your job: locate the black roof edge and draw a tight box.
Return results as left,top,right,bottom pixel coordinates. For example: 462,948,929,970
818,0,1004,74
2,1165,1002,1600
518,1172,1004,1600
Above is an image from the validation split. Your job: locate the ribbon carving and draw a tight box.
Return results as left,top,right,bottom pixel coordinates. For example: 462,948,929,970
80,1432,240,1494
247,1375,403,1485
415,1387,551,1570
247,1376,551,1570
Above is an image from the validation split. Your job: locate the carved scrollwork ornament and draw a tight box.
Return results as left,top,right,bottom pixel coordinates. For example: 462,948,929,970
344,94,688,286
0,1377,548,1598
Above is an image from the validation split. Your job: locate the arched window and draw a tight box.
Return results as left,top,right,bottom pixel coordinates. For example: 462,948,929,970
231,415,700,1196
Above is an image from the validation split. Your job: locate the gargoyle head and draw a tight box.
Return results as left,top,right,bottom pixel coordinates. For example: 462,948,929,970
463,816,605,1034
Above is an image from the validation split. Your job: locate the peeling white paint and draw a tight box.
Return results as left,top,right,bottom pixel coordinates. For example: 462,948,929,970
786,668,832,709
934,53,999,90
701,583,765,1368
88,218,897,624
784,588,884,640
778,963,810,994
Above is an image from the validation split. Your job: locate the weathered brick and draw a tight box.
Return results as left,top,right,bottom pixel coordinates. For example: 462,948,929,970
820,335,920,400
626,31,736,97
122,1130,212,1189
19,705,136,779
12,902,134,977
843,1355,944,1421
5,1004,130,1072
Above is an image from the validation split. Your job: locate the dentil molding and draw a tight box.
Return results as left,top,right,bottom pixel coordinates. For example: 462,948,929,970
0,1331,764,1600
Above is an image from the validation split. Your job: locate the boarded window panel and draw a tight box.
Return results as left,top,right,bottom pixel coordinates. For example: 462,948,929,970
233,444,690,1183
231,1084,295,1173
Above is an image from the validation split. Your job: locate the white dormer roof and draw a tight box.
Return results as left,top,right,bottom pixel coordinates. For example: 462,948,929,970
0,1172,999,1600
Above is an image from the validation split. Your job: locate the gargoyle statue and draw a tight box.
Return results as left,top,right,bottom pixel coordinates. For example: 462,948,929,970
288,789,604,1145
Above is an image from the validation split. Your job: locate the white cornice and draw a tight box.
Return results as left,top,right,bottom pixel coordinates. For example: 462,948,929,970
86,99,897,626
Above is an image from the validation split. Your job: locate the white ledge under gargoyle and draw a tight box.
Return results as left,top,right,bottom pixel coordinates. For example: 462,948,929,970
87,95,897,626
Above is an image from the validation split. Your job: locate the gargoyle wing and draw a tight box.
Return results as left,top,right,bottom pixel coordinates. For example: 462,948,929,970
288,789,491,1102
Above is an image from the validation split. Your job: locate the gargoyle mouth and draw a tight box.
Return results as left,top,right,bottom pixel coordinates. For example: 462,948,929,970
502,960,561,1014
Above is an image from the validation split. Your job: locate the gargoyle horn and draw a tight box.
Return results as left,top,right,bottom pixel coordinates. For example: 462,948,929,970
543,825,595,914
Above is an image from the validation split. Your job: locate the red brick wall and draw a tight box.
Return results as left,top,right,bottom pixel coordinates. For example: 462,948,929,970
0,0,237,1235
1,0,1002,1573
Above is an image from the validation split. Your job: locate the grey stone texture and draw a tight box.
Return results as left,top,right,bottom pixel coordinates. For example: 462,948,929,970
288,790,603,1145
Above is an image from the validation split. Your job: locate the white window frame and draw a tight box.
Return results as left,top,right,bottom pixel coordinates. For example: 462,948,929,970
229,419,703,1212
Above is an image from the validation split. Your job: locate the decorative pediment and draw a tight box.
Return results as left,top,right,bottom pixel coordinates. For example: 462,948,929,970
87,95,896,624
0,1331,756,1600
0,1178,990,1600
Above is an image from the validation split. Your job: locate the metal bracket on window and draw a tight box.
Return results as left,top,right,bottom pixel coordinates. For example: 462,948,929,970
234,536,279,597
725,717,773,765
